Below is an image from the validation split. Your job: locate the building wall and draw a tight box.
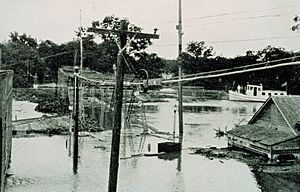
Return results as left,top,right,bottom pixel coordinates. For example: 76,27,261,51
0,70,13,192
272,137,300,160
251,102,290,133
228,133,300,160
227,134,271,158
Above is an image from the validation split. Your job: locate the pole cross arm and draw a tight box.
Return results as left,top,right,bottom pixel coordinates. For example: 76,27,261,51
87,27,159,39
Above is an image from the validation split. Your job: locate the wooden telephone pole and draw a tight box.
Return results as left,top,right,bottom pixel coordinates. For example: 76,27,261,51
73,66,80,174
177,0,184,143
0,48,2,70
88,20,159,192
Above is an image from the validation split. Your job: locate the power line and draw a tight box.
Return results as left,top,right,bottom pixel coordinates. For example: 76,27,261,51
163,58,300,84
135,2,300,27
163,60,300,84
1,51,74,68
208,35,300,44
183,14,282,28
151,35,300,47
173,54,300,80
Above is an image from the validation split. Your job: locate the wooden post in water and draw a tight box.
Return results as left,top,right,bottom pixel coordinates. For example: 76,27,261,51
108,20,128,192
0,48,2,70
177,0,184,145
173,106,177,141
73,66,80,174
88,20,159,192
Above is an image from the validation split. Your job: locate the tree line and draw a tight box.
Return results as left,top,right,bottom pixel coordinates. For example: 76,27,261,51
1,15,299,94
0,16,166,87
166,41,300,94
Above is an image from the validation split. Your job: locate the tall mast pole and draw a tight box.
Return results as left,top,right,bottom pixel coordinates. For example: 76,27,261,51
79,9,83,73
177,0,184,143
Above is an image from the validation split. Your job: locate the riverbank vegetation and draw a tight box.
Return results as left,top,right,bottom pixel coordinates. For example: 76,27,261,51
13,88,69,114
1,16,300,94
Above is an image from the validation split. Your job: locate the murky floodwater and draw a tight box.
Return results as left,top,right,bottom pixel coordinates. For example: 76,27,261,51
6,99,263,192
12,99,48,120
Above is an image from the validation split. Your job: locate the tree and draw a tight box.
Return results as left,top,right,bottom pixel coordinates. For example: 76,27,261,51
133,52,165,78
90,15,153,55
180,41,214,75
291,15,300,32
2,32,40,87
257,45,292,62
38,40,61,82
186,41,214,59
88,15,164,76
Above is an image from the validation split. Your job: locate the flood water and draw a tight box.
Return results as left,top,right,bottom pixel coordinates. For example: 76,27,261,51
6,99,263,192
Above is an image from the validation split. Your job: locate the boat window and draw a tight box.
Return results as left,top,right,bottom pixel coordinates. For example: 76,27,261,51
250,87,253,90
268,93,271,96
274,93,278,95
262,92,265,95
280,93,284,95
258,88,261,91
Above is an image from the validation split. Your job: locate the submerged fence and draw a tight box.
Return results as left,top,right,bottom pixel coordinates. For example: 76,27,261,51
57,66,135,131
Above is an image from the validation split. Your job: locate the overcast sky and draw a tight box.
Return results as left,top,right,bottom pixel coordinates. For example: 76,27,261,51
1,0,300,59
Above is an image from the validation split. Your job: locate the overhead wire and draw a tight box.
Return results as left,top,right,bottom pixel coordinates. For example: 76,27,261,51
163,59,300,84
135,2,300,27
151,34,300,48
171,54,300,80
183,14,282,28
1,51,74,68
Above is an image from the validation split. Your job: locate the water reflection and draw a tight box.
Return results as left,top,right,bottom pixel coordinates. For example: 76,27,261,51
71,174,79,192
183,105,222,113
7,99,264,192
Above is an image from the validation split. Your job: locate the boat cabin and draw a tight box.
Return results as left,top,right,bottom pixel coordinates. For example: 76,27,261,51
245,84,286,97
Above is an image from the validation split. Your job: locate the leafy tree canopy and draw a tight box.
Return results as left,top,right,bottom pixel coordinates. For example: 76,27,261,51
291,15,300,32
89,15,152,55
186,41,214,58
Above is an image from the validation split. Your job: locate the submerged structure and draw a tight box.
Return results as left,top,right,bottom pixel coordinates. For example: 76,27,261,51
0,70,13,192
227,96,300,161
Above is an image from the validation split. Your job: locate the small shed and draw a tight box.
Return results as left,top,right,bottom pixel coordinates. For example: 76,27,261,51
227,96,300,161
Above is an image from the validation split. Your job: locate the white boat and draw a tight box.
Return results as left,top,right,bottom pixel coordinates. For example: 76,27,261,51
229,84,287,102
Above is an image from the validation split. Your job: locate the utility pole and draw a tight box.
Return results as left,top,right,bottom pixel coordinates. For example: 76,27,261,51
109,21,127,192
74,50,78,66
79,10,83,73
88,21,159,192
73,66,80,174
177,0,184,144
0,48,2,70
